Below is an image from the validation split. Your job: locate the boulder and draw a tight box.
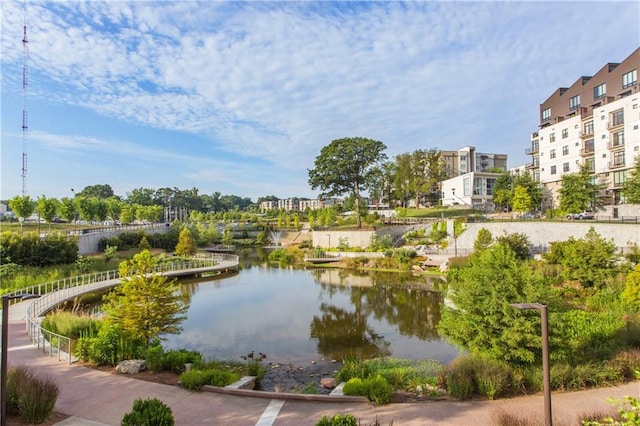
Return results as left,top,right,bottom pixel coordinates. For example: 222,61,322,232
320,377,337,389
116,359,147,374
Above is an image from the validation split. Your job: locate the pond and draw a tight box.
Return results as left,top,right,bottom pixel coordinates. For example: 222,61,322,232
163,250,459,364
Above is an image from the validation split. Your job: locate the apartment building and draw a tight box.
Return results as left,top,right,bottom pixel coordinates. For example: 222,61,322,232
259,198,340,213
440,146,508,209
441,146,508,178
527,48,640,212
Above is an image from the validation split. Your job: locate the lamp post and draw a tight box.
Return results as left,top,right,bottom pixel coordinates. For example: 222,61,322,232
511,303,552,426
2,294,40,426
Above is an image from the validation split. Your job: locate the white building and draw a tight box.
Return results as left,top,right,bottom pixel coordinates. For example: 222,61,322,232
440,147,508,209
527,48,640,215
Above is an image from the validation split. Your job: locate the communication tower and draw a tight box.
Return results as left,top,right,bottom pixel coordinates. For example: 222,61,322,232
21,0,29,195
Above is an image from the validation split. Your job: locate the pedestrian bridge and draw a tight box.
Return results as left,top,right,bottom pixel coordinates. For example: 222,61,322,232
8,253,239,363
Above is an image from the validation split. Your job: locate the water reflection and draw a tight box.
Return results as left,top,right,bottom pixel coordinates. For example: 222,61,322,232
163,250,458,364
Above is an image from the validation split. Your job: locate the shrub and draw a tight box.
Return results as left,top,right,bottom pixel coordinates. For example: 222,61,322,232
144,343,165,372
121,397,175,426
162,349,203,373
343,375,392,405
473,357,512,400
316,413,359,426
7,366,59,424
446,356,476,400
179,368,239,390
337,355,370,382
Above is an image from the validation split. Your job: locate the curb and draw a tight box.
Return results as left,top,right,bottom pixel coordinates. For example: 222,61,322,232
202,385,371,403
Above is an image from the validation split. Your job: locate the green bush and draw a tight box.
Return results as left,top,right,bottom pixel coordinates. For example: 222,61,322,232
473,357,512,400
144,343,165,372
446,356,476,400
315,413,358,426
336,355,370,382
179,368,239,390
162,349,203,373
7,366,59,424
343,375,392,405
121,397,174,426
0,231,78,266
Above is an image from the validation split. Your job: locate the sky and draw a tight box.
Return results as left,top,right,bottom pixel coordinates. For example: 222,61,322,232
1,1,639,202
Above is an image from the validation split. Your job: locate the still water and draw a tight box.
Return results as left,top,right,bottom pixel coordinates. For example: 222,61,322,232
164,251,459,364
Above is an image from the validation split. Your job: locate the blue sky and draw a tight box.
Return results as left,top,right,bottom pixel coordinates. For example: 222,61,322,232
1,1,639,202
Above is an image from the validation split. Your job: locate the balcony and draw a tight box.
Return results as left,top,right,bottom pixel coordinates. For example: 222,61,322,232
579,107,593,119
607,120,624,130
579,130,594,139
607,141,625,150
608,161,626,170
525,146,539,155
580,147,595,156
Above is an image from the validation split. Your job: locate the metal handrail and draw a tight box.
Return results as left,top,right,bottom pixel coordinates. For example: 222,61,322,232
17,253,238,364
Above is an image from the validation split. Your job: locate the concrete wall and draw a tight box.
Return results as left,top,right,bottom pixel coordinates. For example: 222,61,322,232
77,224,171,255
315,221,640,252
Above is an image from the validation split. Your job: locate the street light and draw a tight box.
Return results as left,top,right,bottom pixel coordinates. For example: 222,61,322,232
2,293,40,426
511,303,552,426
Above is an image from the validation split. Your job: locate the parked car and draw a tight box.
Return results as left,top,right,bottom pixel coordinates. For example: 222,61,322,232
566,210,595,220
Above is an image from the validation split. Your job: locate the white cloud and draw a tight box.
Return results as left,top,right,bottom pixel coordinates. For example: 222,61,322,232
2,0,639,199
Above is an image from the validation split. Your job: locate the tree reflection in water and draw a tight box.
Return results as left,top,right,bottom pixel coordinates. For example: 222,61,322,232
310,269,445,360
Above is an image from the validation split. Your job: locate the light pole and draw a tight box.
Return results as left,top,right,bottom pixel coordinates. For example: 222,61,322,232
511,303,552,426
2,294,40,426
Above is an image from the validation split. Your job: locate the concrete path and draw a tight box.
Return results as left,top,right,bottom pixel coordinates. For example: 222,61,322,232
3,300,639,425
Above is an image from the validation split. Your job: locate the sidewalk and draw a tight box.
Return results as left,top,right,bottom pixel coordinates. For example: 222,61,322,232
3,300,639,425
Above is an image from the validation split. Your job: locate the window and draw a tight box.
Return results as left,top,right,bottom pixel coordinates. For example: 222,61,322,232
550,149,556,159
533,155,539,167
614,170,628,186
613,151,625,167
550,133,556,142
486,178,496,195
550,165,557,175
542,108,551,121
612,131,624,146
584,120,594,135
593,83,606,99
611,109,624,126
585,157,595,172
563,162,570,172
562,145,569,155
562,129,568,139
583,139,594,153
463,176,470,197
569,95,580,110
623,69,637,88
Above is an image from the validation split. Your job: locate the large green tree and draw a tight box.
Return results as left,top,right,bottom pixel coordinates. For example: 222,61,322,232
8,195,35,232
392,149,445,208
512,185,532,214
622,155,640,204
102,250,187,344
438,243,554,364
558,165,599,213
75,184,115,199
308,137,387,228
174,228,197,256
36,195,59,229
58,197,78,224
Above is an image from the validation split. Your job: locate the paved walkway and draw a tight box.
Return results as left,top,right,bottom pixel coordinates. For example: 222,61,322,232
4,300,639,425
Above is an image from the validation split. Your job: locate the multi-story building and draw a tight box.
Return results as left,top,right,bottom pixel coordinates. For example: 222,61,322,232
441,146,508,178
440,146,508,209
259,198,340,213
527,48,640,213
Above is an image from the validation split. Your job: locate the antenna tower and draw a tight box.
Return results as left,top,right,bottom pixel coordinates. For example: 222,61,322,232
21,0,29,195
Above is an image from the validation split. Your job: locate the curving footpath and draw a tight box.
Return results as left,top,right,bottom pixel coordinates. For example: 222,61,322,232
4,300,639,425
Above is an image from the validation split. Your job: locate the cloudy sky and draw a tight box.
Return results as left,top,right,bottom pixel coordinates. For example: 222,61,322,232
1,1,639,201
